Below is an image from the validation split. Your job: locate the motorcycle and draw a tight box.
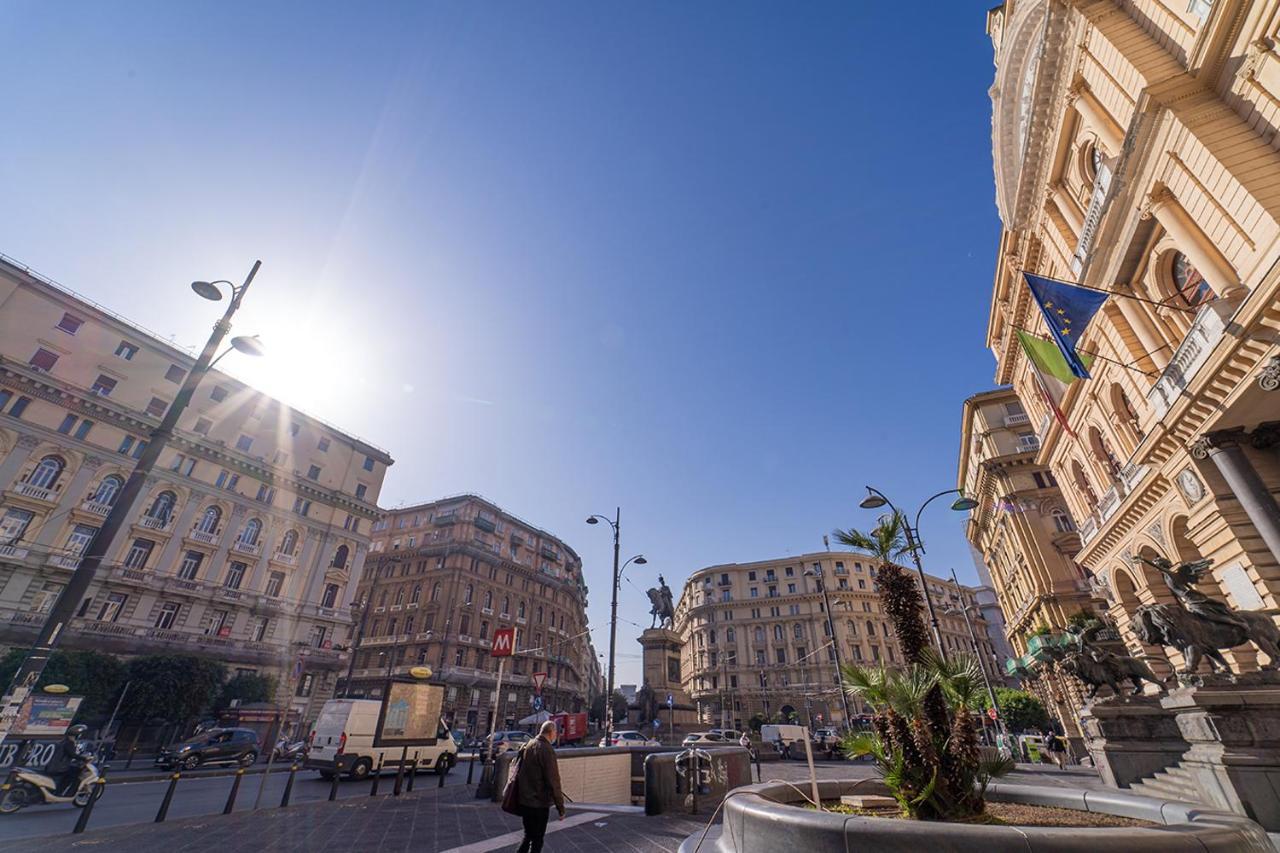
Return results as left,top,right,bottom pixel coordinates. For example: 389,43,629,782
0,747,102,814
272,739,308,762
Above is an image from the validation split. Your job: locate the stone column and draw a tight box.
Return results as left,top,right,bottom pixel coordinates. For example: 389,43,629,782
1112,285,1172,370
32,455,104,550
1071,83,1124,154
1191,429,1280,567
292,529,322,602
1144,186,1246,299
154,494,203,574
340,544,368,608
1049,184,1084,234
0,434,42,490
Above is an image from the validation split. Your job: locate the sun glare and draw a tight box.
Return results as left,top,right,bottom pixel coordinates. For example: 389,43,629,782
233,319,355,422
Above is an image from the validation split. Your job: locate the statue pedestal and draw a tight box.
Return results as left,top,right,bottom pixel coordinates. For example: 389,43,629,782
1080,695,1186,788
1158,673,1280,830
636,629,698,732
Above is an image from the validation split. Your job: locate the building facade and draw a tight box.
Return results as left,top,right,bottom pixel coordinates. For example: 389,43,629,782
344,495,596,736
977,0,1280,678
674,552,999,732
0,255,390,722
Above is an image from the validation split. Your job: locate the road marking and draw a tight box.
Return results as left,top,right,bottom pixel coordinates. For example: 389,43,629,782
438,811,606,853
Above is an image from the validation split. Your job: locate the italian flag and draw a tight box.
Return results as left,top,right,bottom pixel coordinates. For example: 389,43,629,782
1015,330,1094,439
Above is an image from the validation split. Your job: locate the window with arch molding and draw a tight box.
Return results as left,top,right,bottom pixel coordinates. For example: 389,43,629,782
332,544,349,569
279,529,298,556
1171,252,1215,308
482,589,492,609
322,584,339,608
501,596,509,615
147,490,176,522
793,623,804,640
239,518,262,546
394,587,404,606
773,624,783,642
464,584,473,605
1050,506,1076,534
753,627,764,644
196,506,221,534
431,582,441,603
410,584,421,604
92,475,124,506
27,456,65,490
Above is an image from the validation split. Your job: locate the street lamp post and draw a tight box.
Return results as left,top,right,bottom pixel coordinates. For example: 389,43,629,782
944,568,1005,741
804,563,853,730
586,509,645,745
0,262,265,745
857,486,978,663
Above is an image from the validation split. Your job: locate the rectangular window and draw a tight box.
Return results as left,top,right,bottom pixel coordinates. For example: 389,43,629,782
91,375,117,396
29,348,59,372
306,465,321,480
132,440,147,459
255,483,274,504
177,551,203,580
363,455,375,472
164,364,185,383
215,469,239,490
124,539,155,570
57,414,77,434
317,438,330,452
235,434,253,452
250,617,269,642
265,571,285,597
65,524,98,556
224,562,247,589
8,396,29,418
96,592,127,622
193,417,212,435
154,602,180,629
73,419,94,441
146,397,168,418
289,423,300,437
205,610,229,636
355,484,367,500
292,497,311,517
30,583,62,613
56,313,83,334
210,385,228,402
115,341,138,360
118,436,135,455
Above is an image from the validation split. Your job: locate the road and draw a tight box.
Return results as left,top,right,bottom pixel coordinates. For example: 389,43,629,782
0,763,473,842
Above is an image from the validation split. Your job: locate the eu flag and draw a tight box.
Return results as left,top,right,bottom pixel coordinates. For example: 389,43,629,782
1022,272,1108,379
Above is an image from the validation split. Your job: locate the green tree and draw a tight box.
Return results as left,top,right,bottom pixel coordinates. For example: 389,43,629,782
610,690,629,724
216,673,276,710
747,713,764,732
986,688,1050,733
119,655,226,724
0,649,127,722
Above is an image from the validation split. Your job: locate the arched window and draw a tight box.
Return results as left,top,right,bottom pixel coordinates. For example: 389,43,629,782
394,587,404,606
725,627,735,643
1072,459,1099,507
196,506,221,534
464,584,473,605
518,599,526,619
501,596,510,615
482,590,492,609
239,518,262,546
1171,252,1215,307
410,584,422,604
793,623,804,640
332,544,349,569
753,627,764,644
27,456,65,490
147,490,176,522
1088,426,1121,478
773,625,783,642
1110,384,1144,441
279,529,298,556
866,620,876,637
431,582,441,602
379,589,388,607
537,606,544,623
1051,506,1076,534
92,475,124,506
480,621,489,639
321,584,339,608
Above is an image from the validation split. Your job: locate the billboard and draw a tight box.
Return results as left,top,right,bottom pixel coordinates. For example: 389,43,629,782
374,680,445,746
13,694,83,736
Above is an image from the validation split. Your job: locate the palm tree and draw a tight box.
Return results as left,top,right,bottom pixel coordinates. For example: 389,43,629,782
832,511,929,663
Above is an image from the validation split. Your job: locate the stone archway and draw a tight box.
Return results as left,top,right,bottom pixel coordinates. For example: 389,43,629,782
1109,563,1173,680
1169,516,1258,672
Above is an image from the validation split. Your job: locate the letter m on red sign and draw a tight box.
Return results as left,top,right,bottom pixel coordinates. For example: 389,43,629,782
491,627,515,657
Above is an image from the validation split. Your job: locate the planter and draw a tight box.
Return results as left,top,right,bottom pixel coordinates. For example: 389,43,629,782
677,779,1271,853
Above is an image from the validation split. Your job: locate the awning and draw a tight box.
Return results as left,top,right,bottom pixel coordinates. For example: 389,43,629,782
518,710,552,726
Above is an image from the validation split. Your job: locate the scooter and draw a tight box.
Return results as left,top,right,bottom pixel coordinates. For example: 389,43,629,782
272,739,308,762
0,750,102,814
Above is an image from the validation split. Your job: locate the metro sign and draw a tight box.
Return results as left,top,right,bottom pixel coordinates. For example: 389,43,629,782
491,627,516,657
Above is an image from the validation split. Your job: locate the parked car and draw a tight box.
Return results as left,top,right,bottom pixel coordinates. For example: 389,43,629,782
598,730,660,747
484,731,532,754
682,732,727,747
708,728,742,742
155,728,260,770
812,728,842,750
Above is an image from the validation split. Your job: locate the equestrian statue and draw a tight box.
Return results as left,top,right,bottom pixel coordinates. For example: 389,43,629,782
647,575,675,630
1060,619,1165,698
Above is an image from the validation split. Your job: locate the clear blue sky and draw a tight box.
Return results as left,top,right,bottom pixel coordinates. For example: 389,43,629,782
1,2,1002,686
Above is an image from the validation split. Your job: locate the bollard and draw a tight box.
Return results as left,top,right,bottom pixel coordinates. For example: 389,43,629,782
369,754,384,796
465,752,475,786
407,753,418,792
72,777,106,834
155,772,180,823
223,768,245,815
438,754,447,788
124,730,141,771
393,746,407,796
280,764,298,808
328,768,341,802
754,748,762,783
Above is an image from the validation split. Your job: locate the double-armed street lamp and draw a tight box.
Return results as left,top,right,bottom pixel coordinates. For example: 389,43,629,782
941,567,1005,741
857,486,978,662
0,263,266,745
586,509,645,744
803,558,854,730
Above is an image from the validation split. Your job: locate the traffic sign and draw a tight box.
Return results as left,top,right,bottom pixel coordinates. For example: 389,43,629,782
531,695,543,711
491,628,515,657
532,672,548,694
987,707,998,721
666,693,673,708
653,718,661,729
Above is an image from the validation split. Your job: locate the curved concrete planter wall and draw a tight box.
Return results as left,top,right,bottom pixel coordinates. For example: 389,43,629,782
677,779,1272,853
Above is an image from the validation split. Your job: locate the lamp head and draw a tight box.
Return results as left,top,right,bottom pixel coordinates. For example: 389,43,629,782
586,517,599,525
191,280,224,301
230,335,266,357
950,495,979,511
859,490,887,510
634,556,647,565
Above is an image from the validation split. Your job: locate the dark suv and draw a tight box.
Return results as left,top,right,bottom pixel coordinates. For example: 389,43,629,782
155,728,260,770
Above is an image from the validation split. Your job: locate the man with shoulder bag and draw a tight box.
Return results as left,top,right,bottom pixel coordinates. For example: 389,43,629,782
501,720,565,853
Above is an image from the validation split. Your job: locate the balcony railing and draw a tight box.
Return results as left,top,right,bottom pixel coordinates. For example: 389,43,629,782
189,529,218,545
1003,412,1030,426
80,500,112,516
232,540,262,556
49,555,81,570
1147,300,1231,419
139,515,171,531
14,482,54,502
0,545,30,560
1016,435,1041,452
273,551,298,566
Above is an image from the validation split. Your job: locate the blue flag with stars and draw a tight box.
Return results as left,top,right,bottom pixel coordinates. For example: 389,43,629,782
1022,272,1108,379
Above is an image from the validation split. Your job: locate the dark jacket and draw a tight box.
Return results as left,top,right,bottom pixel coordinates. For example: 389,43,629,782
515,735,564,813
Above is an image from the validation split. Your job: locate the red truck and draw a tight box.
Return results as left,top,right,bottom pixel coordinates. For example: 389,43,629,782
552,712,588,743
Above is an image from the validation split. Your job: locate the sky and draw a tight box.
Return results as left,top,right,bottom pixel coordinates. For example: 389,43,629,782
1,1,1004,686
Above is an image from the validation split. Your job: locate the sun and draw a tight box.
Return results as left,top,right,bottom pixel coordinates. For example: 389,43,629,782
229,318,356,422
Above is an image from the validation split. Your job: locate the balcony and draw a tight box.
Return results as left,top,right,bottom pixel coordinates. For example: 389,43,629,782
0,545,30,560
14,482,55,502
80,500,112,517
49,555,81,570
1079,515,1098,545
139,515,172,531
1147,300,1232,419
434,511,457,526
232,540,262,557
474,515,496,533
189,529,218,545
1003,412,1030,426
1016,435,1041,453
273,551,298,566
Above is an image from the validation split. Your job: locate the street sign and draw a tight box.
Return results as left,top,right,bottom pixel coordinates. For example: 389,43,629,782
666,693,673,708
531,696,543,712
532,672,548,694
987,707,998,721
491,628,515,657
653,718,661,729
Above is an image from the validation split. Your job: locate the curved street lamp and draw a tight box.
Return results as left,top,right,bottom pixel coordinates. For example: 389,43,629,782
586,510,646,744
856,486,978,661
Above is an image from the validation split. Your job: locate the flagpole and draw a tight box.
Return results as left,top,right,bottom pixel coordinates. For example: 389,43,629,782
1020,270,1196,313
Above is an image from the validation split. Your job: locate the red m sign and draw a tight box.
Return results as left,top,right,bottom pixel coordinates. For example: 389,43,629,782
491,627,515,657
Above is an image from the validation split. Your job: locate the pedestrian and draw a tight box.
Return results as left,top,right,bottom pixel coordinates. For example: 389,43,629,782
1046,732,1067,770
738,731,752,759
513,720,565,853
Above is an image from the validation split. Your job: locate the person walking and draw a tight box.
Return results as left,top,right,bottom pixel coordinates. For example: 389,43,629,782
514,720,565,853
1046,732,1067,770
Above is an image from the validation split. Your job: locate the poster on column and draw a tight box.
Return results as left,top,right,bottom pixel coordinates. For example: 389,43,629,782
374,680,444,746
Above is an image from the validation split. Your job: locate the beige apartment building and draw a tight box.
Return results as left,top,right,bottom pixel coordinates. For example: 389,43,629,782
674,552,999,732
345,495,597,736
976,0,1280,677
0,255,391,722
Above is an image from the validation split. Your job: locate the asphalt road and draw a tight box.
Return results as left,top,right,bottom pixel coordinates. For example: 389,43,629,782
0,764,472,842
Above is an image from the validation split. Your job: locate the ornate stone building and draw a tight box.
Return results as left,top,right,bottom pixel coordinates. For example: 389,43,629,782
977,0,1280,677
0,255,389,722
674,552,999,732
344,495,596,736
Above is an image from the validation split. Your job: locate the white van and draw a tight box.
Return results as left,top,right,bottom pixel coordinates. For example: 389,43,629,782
305,698,457,780
760,724,807,751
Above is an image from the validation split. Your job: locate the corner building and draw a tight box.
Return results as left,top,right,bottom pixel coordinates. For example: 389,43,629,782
674,552,999,731
980,0,1280,675
346,495,595,736
0,256,390,722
